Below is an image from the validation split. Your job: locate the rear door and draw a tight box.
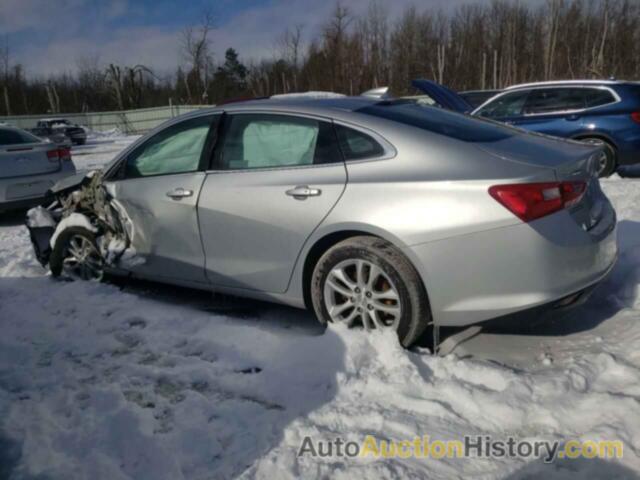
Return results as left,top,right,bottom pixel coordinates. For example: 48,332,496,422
0,128,60,179
515,87,587,136
104,114,220,284
198,112,347,293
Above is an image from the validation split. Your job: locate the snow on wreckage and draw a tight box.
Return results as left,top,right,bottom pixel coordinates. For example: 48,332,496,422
25,170,142,279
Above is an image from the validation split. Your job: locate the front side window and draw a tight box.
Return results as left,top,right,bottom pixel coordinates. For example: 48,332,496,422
475,90,529,119
220,114,341,170
125,115,214,178
524,88,585,115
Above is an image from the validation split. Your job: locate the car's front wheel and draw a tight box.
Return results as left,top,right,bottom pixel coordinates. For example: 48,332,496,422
50,226,104,281
311,236,430,347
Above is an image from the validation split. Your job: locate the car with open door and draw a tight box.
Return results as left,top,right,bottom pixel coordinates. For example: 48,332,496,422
411,79,640,177
27,97,617,349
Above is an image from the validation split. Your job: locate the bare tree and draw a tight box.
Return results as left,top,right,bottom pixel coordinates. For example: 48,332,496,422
181,10,215,103
0,36,11,115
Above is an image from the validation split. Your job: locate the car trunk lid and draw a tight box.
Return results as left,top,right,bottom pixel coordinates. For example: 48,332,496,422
478,132,608,231
0,142,62,179
410,79,473,113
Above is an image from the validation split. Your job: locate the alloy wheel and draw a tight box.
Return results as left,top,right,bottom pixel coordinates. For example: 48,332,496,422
323,258,402,330
62,234,104,281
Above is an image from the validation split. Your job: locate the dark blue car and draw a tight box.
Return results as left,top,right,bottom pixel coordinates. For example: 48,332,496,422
414,79,640,177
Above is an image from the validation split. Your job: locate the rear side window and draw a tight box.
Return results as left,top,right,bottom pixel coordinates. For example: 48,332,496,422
335,125,384,160
0,128,40,145
584,88,616,108
220,114,341,169
524,88,585,114
358,101,514,143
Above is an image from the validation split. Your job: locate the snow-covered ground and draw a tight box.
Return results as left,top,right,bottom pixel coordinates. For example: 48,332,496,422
1,135,640,479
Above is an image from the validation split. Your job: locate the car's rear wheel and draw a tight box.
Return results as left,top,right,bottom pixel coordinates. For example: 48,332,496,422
310,236,430,347
50,226,104,281
581,138,617,177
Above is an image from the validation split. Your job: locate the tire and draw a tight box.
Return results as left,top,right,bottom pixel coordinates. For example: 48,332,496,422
580,138,617,178
50,226,104,281
310,235,431,347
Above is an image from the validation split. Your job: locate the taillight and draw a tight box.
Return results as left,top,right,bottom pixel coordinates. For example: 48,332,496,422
631,112,640,124
58,147,71,162
47,147,71,162
46,149,59,162
489,181,586,222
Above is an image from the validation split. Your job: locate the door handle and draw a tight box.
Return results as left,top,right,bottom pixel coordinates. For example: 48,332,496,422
166,188,193,199
285,185,322,200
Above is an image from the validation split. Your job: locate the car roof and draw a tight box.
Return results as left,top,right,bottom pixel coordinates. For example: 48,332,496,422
185,96,380,122
504,80,638,90
459,89,502,94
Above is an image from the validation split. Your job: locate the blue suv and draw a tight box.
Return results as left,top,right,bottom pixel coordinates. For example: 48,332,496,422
413,80,640,177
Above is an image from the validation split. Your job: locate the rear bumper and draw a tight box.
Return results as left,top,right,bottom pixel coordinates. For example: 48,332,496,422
0,164,76,212
406,201,617,327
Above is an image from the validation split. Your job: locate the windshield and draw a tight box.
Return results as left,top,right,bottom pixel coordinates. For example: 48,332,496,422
0,128,42,145
357,101,515,143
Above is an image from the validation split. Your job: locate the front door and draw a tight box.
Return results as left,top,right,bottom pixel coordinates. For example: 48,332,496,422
105,114,219,284
198,112,347,293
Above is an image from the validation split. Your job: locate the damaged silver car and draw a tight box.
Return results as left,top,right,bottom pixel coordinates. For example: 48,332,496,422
26,97,617,348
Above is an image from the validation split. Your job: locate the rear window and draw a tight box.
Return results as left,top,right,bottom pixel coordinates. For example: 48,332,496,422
0,128,40,146
357,101,514,143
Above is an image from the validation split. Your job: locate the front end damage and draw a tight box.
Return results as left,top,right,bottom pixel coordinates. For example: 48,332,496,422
26,171,137,271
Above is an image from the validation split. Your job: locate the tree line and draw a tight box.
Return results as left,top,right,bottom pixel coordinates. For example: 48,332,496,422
1,0,638,116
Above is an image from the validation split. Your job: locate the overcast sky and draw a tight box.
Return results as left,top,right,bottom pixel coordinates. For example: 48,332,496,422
0,0,546,78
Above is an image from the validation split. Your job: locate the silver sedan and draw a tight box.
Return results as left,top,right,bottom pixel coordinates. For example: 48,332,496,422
0,126,76,212
31,98,617,347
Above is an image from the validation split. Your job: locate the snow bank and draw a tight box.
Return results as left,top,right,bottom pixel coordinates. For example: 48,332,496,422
26,206,56,228
1,139,640,479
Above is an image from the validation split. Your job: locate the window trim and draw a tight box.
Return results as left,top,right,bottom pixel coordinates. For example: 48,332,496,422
208,111,347,173
473,86,621,118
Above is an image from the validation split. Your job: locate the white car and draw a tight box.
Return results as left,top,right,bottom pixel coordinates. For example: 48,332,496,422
0,126,76,212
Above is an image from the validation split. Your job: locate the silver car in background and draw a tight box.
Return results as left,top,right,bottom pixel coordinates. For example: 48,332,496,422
30,98,617,347
0,126,76,212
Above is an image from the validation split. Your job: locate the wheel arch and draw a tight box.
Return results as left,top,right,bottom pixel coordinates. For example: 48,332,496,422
300,226,428,311
571,131,618,151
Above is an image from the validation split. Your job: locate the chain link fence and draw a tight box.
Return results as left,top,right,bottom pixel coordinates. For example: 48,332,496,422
0,105,209,134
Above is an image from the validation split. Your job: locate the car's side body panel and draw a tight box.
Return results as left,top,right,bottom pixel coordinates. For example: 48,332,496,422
198,162,347,293
105,172,209,284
